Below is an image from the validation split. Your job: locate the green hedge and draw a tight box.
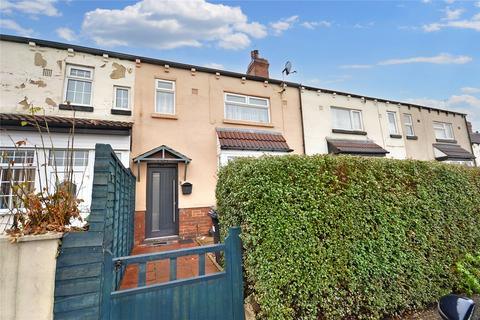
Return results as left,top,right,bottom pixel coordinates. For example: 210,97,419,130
216,155,480,319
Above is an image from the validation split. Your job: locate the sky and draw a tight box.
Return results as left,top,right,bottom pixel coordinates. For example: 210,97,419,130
1,0,479,130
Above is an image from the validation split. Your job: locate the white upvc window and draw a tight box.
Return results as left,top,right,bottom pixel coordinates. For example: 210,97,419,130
403,114,415,137
224,93,270,123
155,79,175,115
387,111,399,135
48,150,89,167
433,122,454,140
331,107,363,131
64,65,94,106
0,149,36,210
113,86,130,110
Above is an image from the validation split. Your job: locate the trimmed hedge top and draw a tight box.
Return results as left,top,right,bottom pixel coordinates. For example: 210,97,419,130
216,155,480,319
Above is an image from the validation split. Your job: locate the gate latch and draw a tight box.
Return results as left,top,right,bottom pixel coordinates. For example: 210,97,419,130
114,260,123,272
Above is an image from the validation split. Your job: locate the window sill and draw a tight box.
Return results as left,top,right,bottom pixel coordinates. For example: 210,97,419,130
59,104,94,112
436,138,457,143
223,119,274,128
151,113,178,120
111,109,132,116
331,129,367,135
389,134,402,139
406,135,418,140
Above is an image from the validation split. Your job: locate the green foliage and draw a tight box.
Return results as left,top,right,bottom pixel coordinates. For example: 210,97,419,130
456,252,480,296
216,155,480,319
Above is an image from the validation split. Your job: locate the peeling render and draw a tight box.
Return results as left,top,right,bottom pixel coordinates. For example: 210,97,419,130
34,53,47,68
110,62,126,79
56,60,62,70
45,97,57,107
15,83,26,89
29,79,47,88
18,97,30,108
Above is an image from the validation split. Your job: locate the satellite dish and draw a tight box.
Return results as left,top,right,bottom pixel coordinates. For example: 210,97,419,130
282,61,296,76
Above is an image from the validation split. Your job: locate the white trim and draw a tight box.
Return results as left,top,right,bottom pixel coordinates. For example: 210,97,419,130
331,106,364,131
403,113,415,137
154,79,176,115
63,64,94,107
223,92,270,123
387,111,399,135
112,86,131,110
433,121,454,140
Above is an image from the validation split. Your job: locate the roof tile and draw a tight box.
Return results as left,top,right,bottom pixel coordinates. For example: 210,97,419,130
216,128,292,152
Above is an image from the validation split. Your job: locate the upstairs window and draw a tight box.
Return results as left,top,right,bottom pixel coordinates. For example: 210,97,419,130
224,93,270,123
331,107,363,131
403,114,415,137
433,122,454,140
387,111,399,135
64,65,93,106
155,80,175,114
114,86,130,110
48,150,89,167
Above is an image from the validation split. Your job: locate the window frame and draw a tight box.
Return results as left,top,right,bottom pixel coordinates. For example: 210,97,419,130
223,92,271,124
63,64,94,107
154,79,176,115
48,149,89,167
330,106,364,131
113,86,131,110
403,113,415,137
433,121,455,140
386,111,399,135
0,148,36,211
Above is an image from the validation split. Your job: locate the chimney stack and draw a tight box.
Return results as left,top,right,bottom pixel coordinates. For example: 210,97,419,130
247,50,269,78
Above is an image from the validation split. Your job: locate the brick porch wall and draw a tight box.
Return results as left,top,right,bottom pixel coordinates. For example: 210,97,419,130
134,207,212,245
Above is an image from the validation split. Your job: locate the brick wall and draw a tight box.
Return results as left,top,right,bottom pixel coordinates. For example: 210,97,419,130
179,207,212,239
134,207,212,244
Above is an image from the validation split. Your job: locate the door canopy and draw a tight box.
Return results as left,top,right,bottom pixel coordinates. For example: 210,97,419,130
133,145,191,181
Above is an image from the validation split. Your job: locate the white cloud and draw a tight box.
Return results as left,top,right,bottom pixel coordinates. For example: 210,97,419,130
56,27,76,41
0,19,33,36
476,1,480,8
379,53,472,65
353,22,375,29
82,0,267,50
203,62,224,69
423,12,480,32
0,0,60,17
421,0,432,3
340,64,372,69
270,15,299,35
444,0,456,4
443,7,464,20
461,87,480,94
408,94,480,129
301,20,331,30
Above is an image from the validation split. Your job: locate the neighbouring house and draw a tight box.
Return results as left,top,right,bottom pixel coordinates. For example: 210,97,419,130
468,122,480,166
131,50,304,242
0,35,135,230
300,86,475,165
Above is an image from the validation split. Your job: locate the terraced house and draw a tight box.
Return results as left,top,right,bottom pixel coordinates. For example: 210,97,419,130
0,35,134,228
0,34,476,240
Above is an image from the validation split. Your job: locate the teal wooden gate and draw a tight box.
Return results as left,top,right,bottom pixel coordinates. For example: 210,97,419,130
104,228,244,320
54,144,245,319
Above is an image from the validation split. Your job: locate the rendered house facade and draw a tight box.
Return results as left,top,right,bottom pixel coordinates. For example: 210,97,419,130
131,51,304,242
0,36,134,228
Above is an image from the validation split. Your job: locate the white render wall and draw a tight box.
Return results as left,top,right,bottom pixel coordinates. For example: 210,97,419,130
0,130,130,218
473,143,480,167
300,89,407,159
0,40,135,121
0,233,62,320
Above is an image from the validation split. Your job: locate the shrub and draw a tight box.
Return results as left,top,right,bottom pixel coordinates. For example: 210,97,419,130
456,251,480,296
216,155,480,319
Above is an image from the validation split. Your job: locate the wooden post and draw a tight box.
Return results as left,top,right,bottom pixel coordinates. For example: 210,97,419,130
225,227,245,320
101,250,113,320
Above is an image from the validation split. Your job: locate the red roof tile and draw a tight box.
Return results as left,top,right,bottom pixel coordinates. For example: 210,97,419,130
216,128,292,152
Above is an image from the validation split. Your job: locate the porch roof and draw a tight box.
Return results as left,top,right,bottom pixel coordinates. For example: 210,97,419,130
433,143,475,161
327,139,389,156
133,145,191,164
216,128,293,152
